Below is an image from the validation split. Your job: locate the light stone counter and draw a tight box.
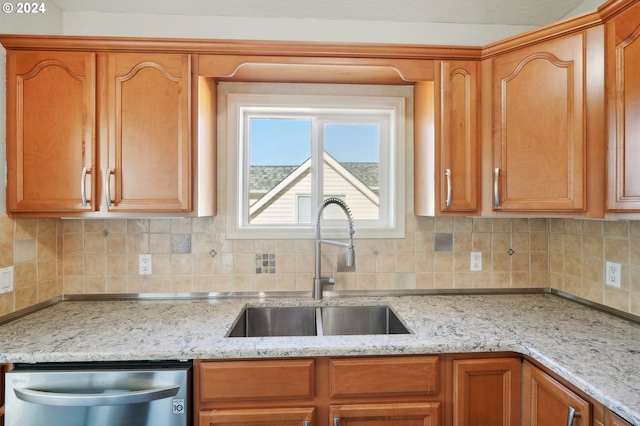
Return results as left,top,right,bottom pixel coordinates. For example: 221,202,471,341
0,294,638,424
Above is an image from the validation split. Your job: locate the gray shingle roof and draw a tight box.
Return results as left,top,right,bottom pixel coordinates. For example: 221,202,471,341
249,162,379,194
342,163,379,190
249,166,299,193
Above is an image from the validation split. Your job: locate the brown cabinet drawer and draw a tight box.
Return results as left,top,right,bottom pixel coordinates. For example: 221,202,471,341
199,359,315,403
200,407,315,425
329,356,440,399
330,402,440,425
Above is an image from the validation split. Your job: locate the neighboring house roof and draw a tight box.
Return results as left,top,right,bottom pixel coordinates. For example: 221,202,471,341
250,159,379,195
249,165,299,194
341,163,379,191
249,153,379,218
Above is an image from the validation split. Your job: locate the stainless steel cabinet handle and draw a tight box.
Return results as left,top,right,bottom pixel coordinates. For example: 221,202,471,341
14,384,179,406
567,406,581,426
494,167,500,207
80,166,90,207
303,421,310,426
445,168,452,207
333,419,340,426
104,167,112,207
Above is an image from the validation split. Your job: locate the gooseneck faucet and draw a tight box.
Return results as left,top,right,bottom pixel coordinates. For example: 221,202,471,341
313,198,355,299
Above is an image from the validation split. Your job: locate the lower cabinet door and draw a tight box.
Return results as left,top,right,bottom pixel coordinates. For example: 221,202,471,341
523,361,591,426
452,357,521,426
200,407,314,426
605,409,633,426
330,403,440,426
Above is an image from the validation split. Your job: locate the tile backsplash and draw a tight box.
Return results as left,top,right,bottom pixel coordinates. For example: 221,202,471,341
0,217,58,315
1,214,638,317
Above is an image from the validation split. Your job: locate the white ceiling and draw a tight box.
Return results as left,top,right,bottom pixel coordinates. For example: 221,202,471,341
49,0,597,27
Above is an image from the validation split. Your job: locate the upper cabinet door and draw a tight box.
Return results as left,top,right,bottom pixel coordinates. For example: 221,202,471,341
6,51,96,215
103,53,192,212
492,33,586,212
606,1,640,212
436,60,480,215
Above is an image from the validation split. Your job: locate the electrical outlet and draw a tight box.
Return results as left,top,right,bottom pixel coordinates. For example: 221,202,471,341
0,266,13,294
605,261,621,288
139,254,152,275
470,252,482,272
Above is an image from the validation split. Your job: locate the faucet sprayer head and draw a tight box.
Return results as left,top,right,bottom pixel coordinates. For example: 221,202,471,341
346,246,354,267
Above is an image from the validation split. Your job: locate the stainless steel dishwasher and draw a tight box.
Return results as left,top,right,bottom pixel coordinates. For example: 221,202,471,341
5,360,191,426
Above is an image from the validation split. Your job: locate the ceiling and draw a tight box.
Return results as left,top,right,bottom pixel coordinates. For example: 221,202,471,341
49,0,596,27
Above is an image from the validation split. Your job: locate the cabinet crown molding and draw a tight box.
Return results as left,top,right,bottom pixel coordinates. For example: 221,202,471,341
1,0,637,60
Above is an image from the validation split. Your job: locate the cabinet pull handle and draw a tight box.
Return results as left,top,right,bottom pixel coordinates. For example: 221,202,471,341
445,168,452,207
567,406,581,426
104,167,113,207
333,419,340,426
80,166,90,207
494,167,500,207
303,421,310,426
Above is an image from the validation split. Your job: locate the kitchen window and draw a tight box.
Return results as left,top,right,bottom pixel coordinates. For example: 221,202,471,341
222,83,410,239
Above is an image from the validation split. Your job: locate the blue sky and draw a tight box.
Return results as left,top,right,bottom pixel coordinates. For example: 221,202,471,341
249,118,380,166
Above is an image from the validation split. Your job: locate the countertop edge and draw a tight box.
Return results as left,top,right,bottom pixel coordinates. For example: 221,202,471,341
1,291,639,424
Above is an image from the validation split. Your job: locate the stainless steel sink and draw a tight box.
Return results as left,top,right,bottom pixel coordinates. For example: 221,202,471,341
226,305,410,337
226,306,318,337
320,305,409,335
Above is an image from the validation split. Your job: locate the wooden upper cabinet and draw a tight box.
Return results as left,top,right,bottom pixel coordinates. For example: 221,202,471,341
491,33,587,212
6,51,96,214
4,46,211,217
606,1,640,211
522,361,591,426
102,53,192,212
435,60,481,215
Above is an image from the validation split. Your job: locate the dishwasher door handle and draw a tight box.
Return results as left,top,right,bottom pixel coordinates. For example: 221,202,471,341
14,384,180,406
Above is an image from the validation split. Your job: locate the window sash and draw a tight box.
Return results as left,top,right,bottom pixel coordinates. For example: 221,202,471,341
224,84,407,240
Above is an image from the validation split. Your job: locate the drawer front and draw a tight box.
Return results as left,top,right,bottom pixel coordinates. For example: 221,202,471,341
199,359,315,403
330,402,440,426
329,356,440,399
200,407,315,426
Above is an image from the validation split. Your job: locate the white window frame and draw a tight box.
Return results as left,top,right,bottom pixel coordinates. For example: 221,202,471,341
223,83,408,240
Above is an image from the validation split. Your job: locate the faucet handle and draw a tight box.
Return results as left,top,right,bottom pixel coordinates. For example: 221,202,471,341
319,277,335,286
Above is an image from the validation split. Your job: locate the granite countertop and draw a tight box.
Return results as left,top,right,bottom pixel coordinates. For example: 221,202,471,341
0,293,638,424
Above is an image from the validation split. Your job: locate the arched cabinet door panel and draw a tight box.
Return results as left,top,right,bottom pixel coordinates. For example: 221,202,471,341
606,1,640,211
6,51,96,214
492,33,586,212
103,53,192,212
435,60,481,215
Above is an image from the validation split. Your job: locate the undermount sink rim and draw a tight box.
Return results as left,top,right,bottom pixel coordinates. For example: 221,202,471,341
225,304,412,338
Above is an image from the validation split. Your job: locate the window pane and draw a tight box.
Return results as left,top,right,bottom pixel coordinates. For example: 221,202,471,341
323,123,380,220
297,195,311,223
248,118,312,224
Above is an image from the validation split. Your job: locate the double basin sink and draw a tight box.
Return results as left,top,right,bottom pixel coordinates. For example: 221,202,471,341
227,305,410,337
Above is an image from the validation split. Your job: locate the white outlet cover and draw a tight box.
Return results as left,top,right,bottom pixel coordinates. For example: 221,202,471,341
139,254,152,275
0,266,13,294
605,261,621,288
470,252,482,272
